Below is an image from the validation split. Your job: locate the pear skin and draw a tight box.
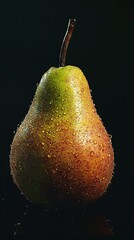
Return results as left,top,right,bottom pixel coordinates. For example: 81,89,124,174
10,66,114,207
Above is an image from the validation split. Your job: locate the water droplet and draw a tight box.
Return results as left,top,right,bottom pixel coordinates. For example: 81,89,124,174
63,112,66,115
42,130,45,133
90,151,94,156
81,88,84,92
97,133,101,137
108,134,112,140
52,168,57,174
108,154,111,158
49,101,52,105
66,119,69,122
93,140,97,145
74,153,78,157
54,154,56,158
42,142,45,146
51,117,53,121
47,154,51,158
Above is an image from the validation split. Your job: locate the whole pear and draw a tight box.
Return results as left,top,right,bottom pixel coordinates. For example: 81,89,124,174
10,19,114,207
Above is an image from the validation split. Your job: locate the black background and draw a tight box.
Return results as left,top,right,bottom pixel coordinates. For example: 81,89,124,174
1,0,134,238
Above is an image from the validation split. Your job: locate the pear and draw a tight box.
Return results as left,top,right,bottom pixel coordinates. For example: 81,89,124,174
10,19,114,207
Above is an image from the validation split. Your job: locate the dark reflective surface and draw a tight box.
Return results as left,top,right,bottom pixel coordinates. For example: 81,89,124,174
1,181,134,238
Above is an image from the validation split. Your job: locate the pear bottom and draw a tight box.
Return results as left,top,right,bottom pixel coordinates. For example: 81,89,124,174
10,127,114,208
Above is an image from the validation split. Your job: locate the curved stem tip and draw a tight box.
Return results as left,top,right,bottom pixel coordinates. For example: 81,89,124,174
59,18,76,67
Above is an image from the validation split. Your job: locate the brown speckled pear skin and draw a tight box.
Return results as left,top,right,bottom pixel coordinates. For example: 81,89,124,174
10,66,114,207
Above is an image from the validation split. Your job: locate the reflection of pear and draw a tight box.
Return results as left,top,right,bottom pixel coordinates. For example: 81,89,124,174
14,205,113,237
86,213,113,236
10,19,114,207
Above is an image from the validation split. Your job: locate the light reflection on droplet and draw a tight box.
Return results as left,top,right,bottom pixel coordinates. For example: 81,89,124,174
90,151,94,156
81,88,84,92
108,134,112,140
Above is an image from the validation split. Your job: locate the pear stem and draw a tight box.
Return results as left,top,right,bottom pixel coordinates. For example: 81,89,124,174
59,18,76,67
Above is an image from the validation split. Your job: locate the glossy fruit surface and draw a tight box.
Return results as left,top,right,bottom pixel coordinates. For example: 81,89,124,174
10,65,114,207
